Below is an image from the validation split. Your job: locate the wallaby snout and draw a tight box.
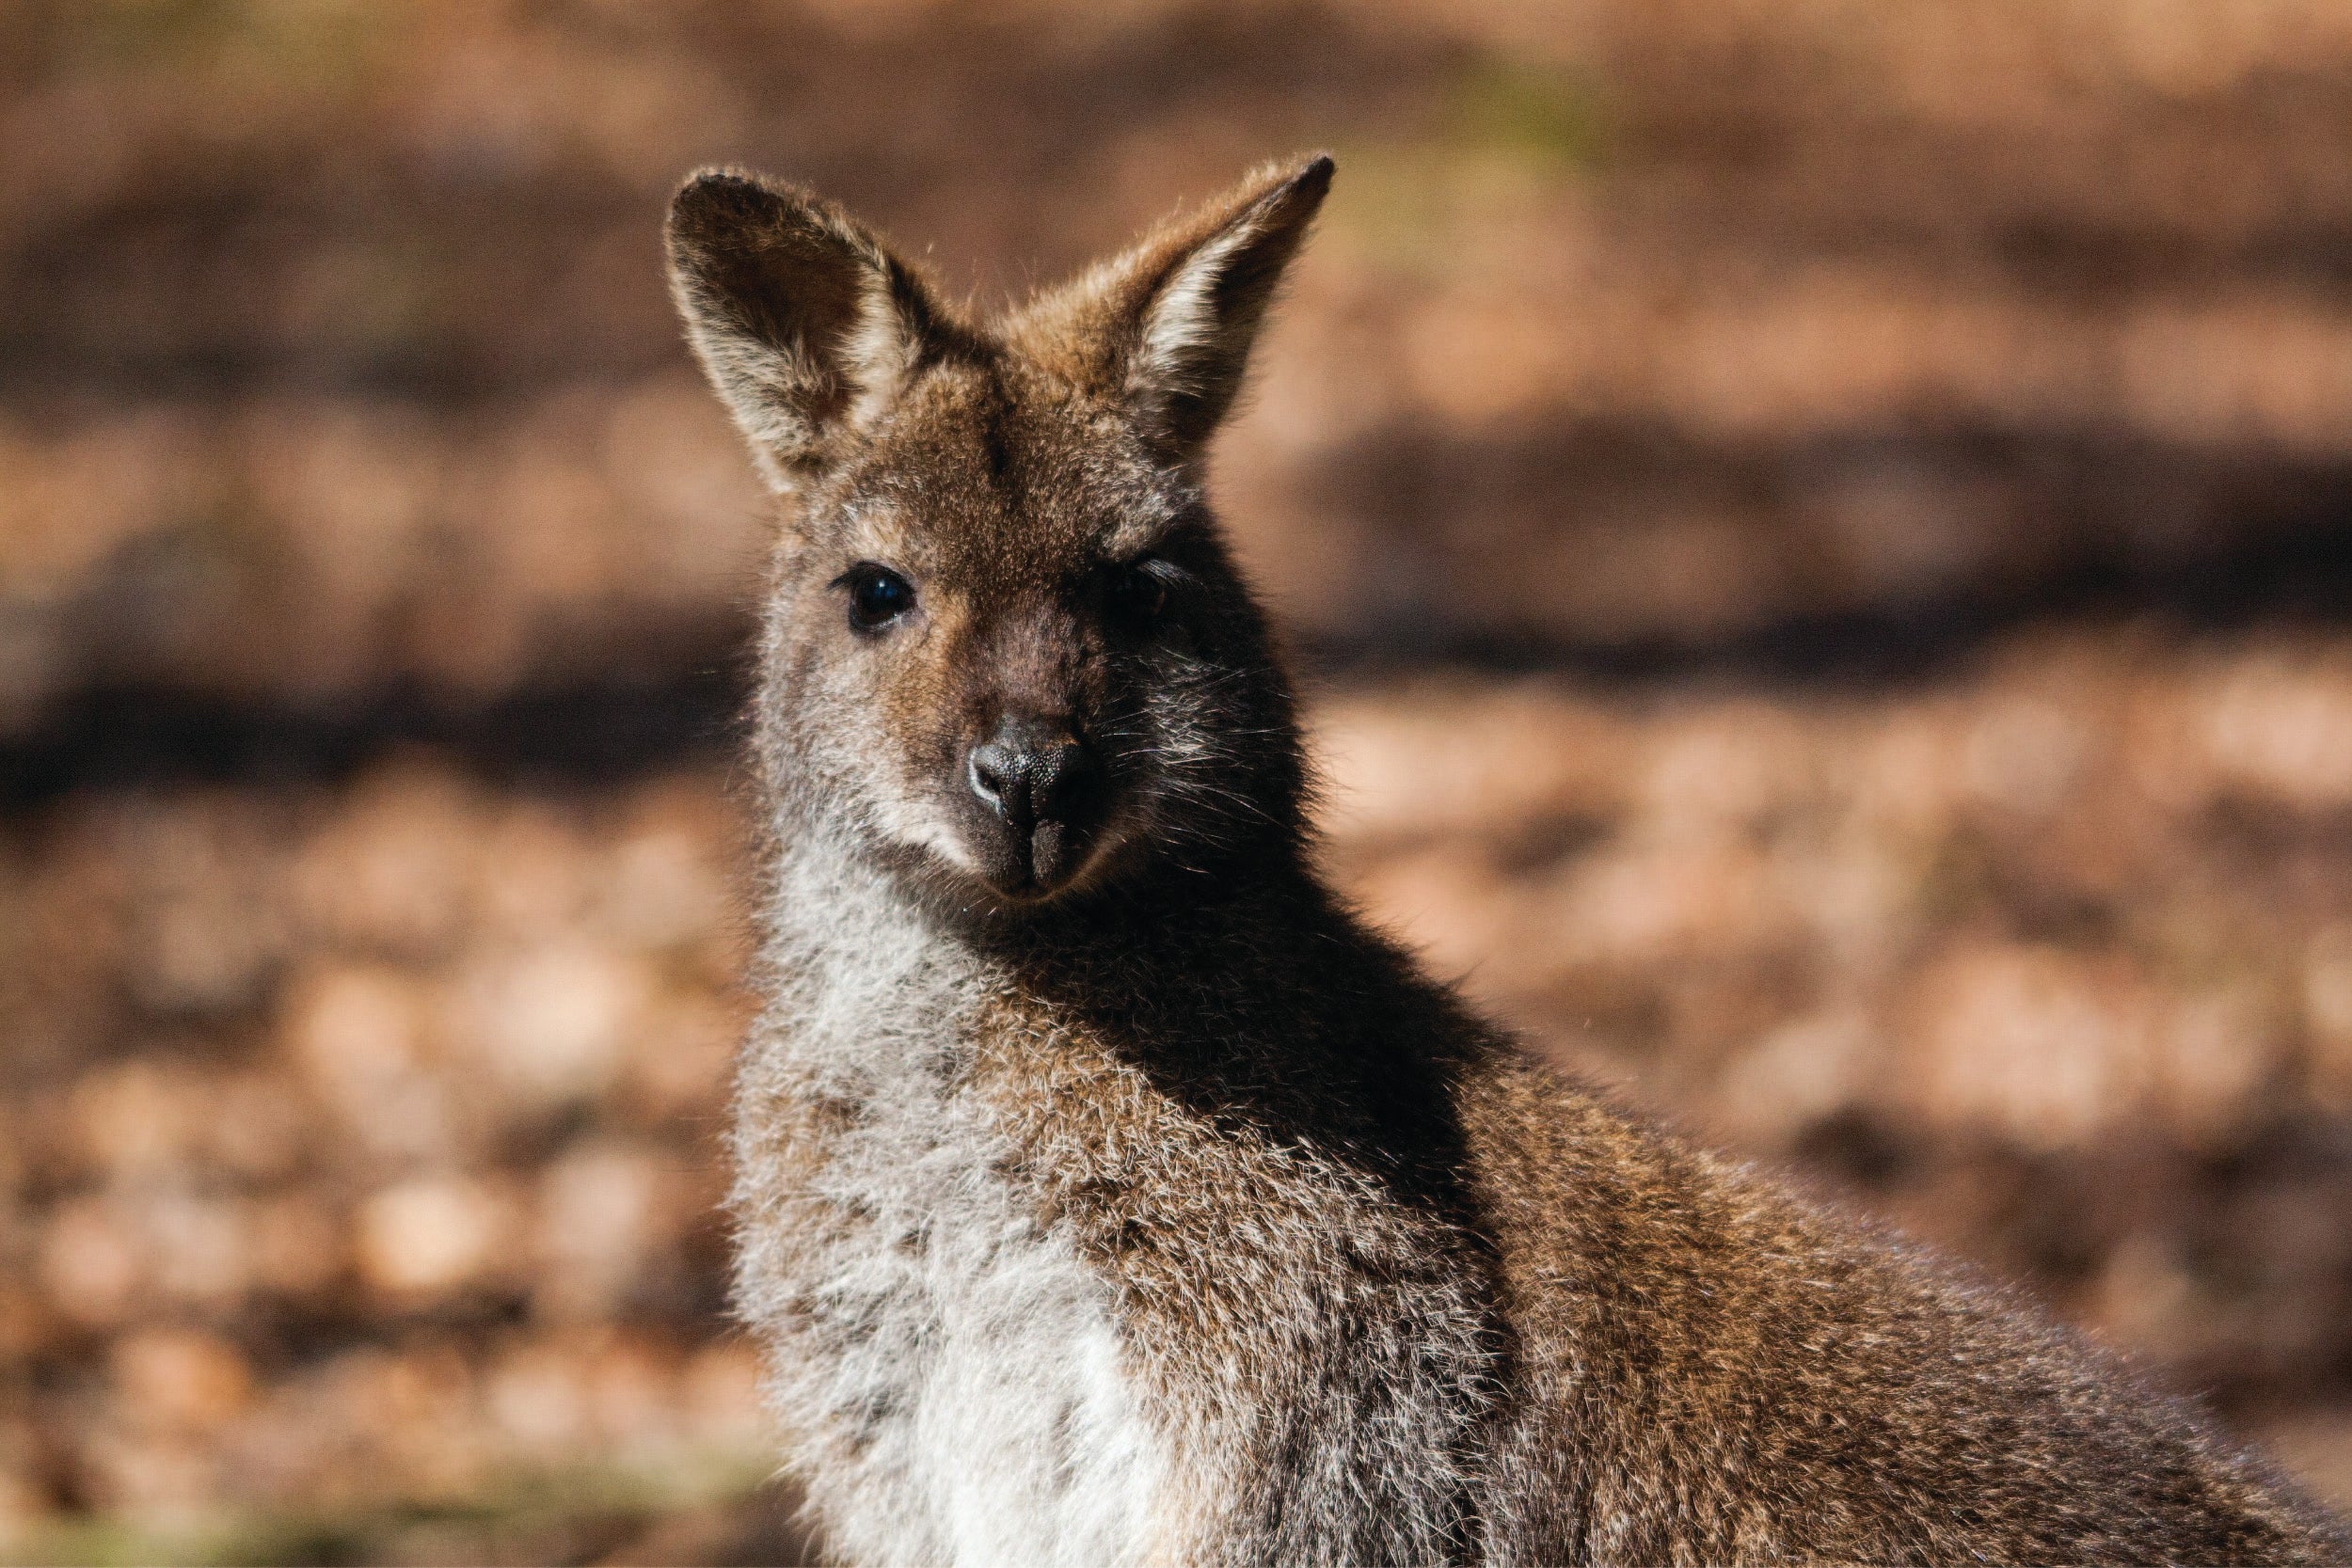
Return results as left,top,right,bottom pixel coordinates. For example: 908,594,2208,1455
965,715,1102,894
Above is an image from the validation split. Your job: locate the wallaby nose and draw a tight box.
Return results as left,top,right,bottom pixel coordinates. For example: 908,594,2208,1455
967,717,1097,830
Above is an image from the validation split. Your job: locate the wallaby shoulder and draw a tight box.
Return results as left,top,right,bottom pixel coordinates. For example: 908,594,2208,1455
1460,1051,2347,1562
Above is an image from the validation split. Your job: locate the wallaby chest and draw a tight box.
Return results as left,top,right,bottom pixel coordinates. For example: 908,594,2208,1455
732,890,1166,1568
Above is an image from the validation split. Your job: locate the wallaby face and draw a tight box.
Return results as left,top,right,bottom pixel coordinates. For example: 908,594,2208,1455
672,159,2349,1568
668,162,1324,911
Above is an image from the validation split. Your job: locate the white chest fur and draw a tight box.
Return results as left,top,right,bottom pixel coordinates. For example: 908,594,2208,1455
732,856,1165,1567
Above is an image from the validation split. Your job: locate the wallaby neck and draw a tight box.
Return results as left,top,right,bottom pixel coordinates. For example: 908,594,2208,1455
763,795,1339,1033
762,792,1485,1199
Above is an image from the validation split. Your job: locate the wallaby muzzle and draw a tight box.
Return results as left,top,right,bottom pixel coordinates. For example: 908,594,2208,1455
962,712,1104,895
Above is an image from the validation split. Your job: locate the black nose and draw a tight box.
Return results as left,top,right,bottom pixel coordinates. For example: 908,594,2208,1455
968,717,1098,829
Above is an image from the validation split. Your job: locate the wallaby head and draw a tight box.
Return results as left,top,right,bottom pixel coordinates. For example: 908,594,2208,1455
666,157,1331,913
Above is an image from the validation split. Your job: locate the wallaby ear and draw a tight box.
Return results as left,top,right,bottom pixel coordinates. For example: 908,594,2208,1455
1031,155,1332,464
666,168,950,491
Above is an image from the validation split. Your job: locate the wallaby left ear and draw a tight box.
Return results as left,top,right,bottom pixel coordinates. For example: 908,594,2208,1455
666,167,953,492
1033,155,1333,464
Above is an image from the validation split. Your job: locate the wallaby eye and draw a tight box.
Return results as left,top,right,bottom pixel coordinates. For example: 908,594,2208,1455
837,562,915,633
1109,558,1169,625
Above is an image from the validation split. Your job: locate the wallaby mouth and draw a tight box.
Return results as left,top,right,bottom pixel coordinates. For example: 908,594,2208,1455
1005,819,1089,898
966,812,1103,902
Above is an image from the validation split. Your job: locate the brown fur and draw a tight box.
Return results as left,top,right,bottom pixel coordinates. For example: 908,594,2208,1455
669,155,2350,1564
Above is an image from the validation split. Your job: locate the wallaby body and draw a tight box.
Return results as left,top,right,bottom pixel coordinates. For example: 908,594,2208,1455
670,157,2348,1564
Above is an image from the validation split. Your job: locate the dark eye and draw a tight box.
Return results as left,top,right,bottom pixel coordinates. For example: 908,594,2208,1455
1109,558,1169,624
837,562,914,633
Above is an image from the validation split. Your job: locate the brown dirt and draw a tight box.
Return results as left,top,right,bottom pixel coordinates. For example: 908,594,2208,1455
5,1,2352,1559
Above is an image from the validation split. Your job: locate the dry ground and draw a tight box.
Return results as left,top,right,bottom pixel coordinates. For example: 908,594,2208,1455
6,2,2352,1560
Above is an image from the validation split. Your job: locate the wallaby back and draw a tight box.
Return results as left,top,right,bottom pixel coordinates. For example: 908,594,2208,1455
668,155,2349,1565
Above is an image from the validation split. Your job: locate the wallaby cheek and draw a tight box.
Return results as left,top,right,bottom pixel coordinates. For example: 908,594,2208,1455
883,658,960,788
841,642,971,849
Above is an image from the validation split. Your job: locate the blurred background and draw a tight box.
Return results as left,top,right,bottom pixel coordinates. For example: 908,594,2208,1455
6,0,2352,1560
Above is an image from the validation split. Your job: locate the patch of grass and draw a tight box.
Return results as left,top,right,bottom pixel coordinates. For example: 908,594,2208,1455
1326,51,1611,272
1448,55,1611,173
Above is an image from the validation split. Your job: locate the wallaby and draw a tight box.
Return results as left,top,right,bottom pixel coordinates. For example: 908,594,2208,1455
666,154,2349,1566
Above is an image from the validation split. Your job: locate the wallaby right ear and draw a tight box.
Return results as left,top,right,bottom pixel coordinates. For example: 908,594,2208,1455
1014,155,1332,467
666,169,948,491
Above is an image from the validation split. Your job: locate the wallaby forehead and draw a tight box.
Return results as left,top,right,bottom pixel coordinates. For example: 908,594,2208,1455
834,360,1186,587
